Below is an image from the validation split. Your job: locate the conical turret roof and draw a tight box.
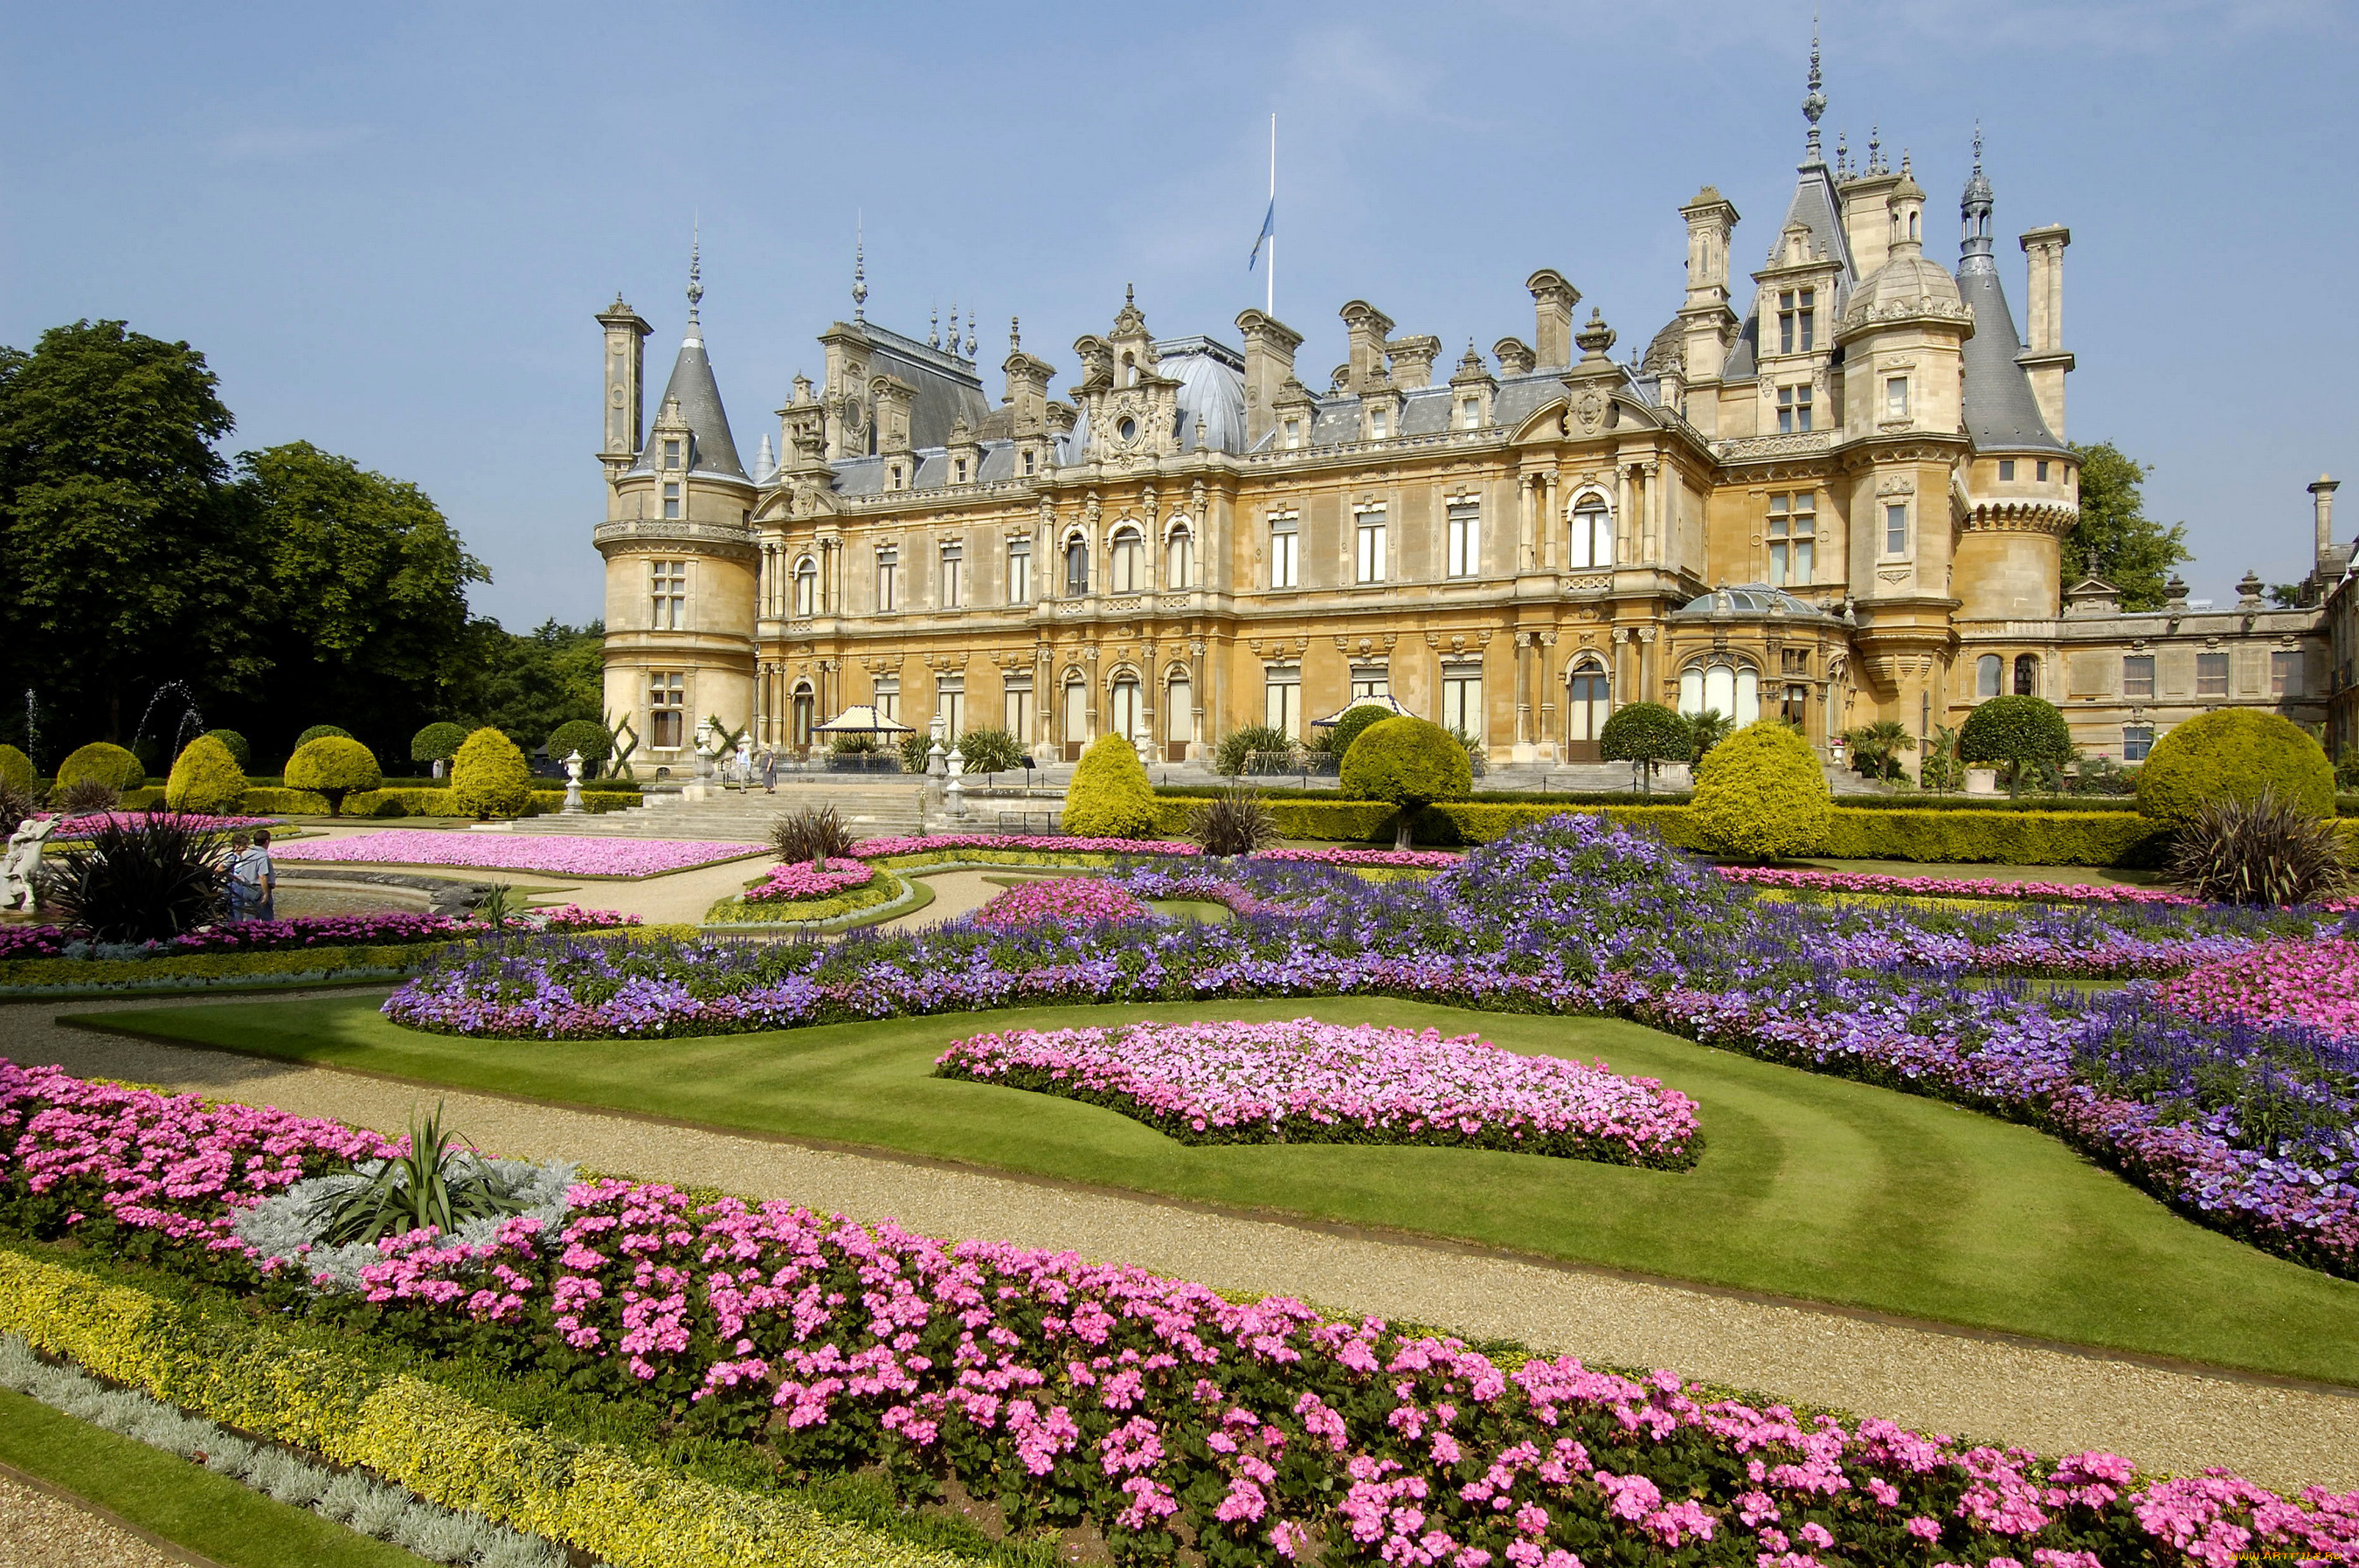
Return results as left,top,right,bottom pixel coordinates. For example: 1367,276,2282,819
631,321,747,480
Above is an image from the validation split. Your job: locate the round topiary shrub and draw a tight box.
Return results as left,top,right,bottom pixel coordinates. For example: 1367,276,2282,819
1956,695,2073,795
1320,702,1394,759
2134,708,2335,827
1062,731,1158,838
543,720,613,776
1688,718,1830,862
1598,702,1691,795
295,724,353,747
0,744,34,797
57,742,145,793
285,736,383,817
163,735,248,815
448,727,532,819
1340,716,1474,849
410,722,467,766
201,729,252,770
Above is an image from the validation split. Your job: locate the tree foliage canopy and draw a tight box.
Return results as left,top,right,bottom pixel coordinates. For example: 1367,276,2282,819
2063,441,2190,612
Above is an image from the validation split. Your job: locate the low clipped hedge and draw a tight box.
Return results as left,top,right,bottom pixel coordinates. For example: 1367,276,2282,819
229,786,640,819
705,867,910,926
0,942,462,994
0,1249,958,1568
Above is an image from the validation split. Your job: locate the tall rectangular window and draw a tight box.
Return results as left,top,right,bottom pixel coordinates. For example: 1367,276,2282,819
1459,397,1481,430
1441,663,1483,743
2196,652,2229,697
1369,406,1389,439
1264,664,1301,737
2123,724,2155,763
1798,287,1815,350
662,439,681,469
648,672,684,749
1355,508,1387,584
1883,504,1908,556
1885,376,1909,419
2037,460,2051,481
1776,385,1812,432
1269,513,1299,589
661,482,681,520
873,677,900,726
1777,290,1795,355
1003,678,1033,739
1567,501,1613,570
938,542,963,609
2272,649,2300,695
1768,494,1816,586
648,559,687,630
1007,539,1032,604
936,677,964,740
875,548,898,613
1446,500,1480,578
1283,418,1303,450
2122,654,2155,700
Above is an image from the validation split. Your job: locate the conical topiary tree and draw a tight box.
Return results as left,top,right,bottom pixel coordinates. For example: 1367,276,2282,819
448,727,532,819
1062,731,1158,838
164,735,249,815
1688,718,1830,862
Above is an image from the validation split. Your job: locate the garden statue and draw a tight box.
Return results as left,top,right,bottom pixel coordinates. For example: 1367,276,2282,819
560,750,585,815
0,813,57,912
926,714,948,777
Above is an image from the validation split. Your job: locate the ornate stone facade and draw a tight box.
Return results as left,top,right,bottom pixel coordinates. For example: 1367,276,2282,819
596,63,2338,776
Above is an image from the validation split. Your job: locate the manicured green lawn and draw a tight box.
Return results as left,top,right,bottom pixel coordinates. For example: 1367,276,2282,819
0,1386,429,1566
80,995,2359,1386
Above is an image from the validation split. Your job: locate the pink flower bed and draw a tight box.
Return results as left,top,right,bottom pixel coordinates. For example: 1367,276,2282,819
2161,939,2359,1042
6,1058,2353,1567
1253,847,1459,869
273,830,762,877
971,876,1150,929
854,833,1198,860
1715,866,2202,907
937,1017,1700,1166
50,812,281,839
742,857,875,904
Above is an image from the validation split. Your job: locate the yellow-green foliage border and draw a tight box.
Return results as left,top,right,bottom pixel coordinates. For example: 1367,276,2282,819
704,867,908,926
0,1249,962,1568
0,926,668,995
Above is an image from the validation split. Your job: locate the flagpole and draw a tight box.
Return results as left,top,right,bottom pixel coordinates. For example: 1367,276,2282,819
1267,113,1276,317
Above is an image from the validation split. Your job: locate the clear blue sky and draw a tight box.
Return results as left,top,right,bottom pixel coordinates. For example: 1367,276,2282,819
4,1,2349,625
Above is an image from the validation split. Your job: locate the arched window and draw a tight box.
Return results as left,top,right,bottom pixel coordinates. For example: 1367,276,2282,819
1566,659,1611,743
2013,653,2039,696
1165,670,1193,758
1567,498,1614,570
1121,353,1138,388
1165,522,1194,590
1062,671,1090,750
1063,535,1090,597
791,683,814,751
1110,674,1143,742
792,556,817,618
1976,653,2003,699
1110,526,1145,592
1678,660,1760,725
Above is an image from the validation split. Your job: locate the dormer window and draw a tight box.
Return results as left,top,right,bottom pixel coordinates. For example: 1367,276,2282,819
663,439,681,469
661,482,681,520
889,463,906,491
1369,407,1389,439
1459,397,1480,430
1021,449,1035,475
954,458,969,484
1283,418,1304,450
1776,384,1813,433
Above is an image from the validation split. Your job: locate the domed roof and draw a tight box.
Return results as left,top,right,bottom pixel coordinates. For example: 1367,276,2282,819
1639,314,1685,376
1152,335,1248,455
1671,583,1837,620
1839,251,1968,340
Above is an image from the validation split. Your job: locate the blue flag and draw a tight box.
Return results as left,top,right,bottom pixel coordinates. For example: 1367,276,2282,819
1248,199,1275,270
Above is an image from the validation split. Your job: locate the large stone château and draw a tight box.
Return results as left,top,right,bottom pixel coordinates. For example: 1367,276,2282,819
594,52,2338,775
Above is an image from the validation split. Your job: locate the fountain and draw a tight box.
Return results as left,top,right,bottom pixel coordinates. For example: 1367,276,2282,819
128,680,204,770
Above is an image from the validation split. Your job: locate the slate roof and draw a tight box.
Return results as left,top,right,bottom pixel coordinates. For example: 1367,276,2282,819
859,323,993,451
629,328,747,480
1955,259,2066,454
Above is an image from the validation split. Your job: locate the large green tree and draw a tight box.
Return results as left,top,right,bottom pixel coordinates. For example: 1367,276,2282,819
443,618,605,750
2062,441,2190,612
0,321,259,743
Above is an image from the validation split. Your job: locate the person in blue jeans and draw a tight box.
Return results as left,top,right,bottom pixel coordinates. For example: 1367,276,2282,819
232,829,277,922
225,832,255,921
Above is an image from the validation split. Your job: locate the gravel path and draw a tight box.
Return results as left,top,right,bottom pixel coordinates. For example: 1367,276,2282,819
0,1467,200,1568
7,992,2357,1494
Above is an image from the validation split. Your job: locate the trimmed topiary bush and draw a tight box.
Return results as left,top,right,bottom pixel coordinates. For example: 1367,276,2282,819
296,724,353,747
410,722,467,766
1319,702,1394,759
57,742,145,793
1340,716,1475,849
1957,695,2072,797
2135,708,2335,828
1688,718,1830,861
0,744,33,797
1062,731,1158,838
201,729,252,769
447,727,532,819
285,736,383,817
163,735,248,815
1598,702,1691,796
543,720,613,776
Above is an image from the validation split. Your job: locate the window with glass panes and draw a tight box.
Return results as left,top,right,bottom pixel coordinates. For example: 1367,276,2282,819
1776,287,1816,353
1264,664,1301,736
1567,501,1613,570
1883,504,1908,555
1441,662,1483,742
1354,508,1387,583
1776,384,1813,433
1268,513,1298,588
873,677,900,726
661,482,681,520
1166,524,1193,589
663,439,681,468
1885,376,1909,419
2122,655,2155,699
1063,536,1089,596
792,556,817,617
938,542,962,608
1007,539,1031,604
1350,666,1390,702
875,548,898,612
2196,652,2229,696
1445,500,1479,578
936,676,964,739
649,560,687,630
648,672,685,749
1003,676,1033,739
1110,528,1145,592
1768,494,1814,585
2123,725,2155,762
2273,650,2301,695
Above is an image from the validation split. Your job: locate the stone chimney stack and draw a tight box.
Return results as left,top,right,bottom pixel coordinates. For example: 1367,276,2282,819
2019,224,2073,438
1235,308,1304,446
1386,335,1441,390
2313,474,2342,569
1525,270,1580,371
1338,300,1395,395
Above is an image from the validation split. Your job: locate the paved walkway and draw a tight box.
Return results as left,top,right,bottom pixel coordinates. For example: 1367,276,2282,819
6,993,2356,1493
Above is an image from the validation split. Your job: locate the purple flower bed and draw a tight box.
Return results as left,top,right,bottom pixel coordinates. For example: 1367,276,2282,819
937,1018,1700,1167
742,857,875,904
0,907,640,965
972,876,1152,929
274,830,763,877
6,1059,2356,1567
383,817,2359,1280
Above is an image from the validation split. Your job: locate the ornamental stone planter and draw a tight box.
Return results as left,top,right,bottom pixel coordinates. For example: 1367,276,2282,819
1965,767,2001,796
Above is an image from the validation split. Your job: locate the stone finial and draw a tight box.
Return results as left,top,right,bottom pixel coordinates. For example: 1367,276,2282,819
852,226,868,322
1574,308,1617,359
1802,13,1826,161
2236,569,2266,608
2164,573,2190,610
686,231,703,325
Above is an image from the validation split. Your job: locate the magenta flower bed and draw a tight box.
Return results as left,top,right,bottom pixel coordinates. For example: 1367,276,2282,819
273,830,762,877
5,1059,2354,1568
971,876,1150,929
742,858,875,904
2161,940,2359,1042
1254,847,1459,869
937,1018,1700,1167
854,833,1199,860
0,907,639,965
1714,867,2204,908
50,811,281,839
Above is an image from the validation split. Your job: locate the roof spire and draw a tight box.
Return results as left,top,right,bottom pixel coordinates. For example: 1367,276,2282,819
851,213,867,323
1866,123,1884,175
929,306,940,349
684,225,704,344
1835,128,1849,176
1959,121,1997,271
1802,12,1826,163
